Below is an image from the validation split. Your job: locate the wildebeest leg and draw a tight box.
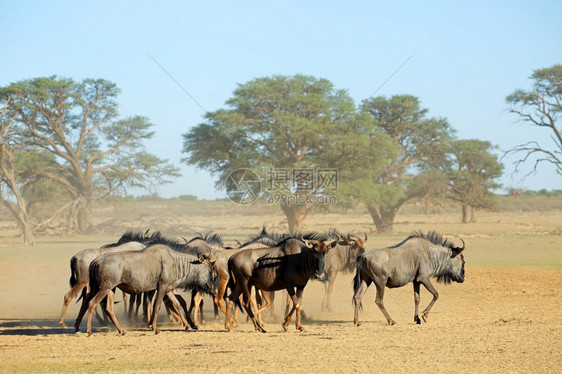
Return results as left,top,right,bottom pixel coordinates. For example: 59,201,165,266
59,282,87,327
96,297,109,325
165,291,195,331
214,275,229,317
122,290,128,318
294,287,306,331
249,288,266,326
243,282,266,332
86,288,111,336
213,298,219,321
322,272,337,311
284,291,291,317
149,288,166,334
255,290,273,318
189,291,205,328
413,281,422,324
282,286,299,331
143,291,155,325
174,292,197,330
374,280,396,325
269,291,278,319
127,293,136,322
74,288,95,332
104,290,126,335
225,285,242,332
163,295,182,324
134,293,142,321
420,280,439,323
353,278,371,327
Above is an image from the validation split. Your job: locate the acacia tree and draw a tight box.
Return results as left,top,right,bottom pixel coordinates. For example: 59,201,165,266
445,139,503,223
182,74,355,233
505,64,562,176
346,95,454,233
0,76,179,234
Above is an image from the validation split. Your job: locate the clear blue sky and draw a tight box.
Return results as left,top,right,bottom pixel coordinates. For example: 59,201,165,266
2,1,561,198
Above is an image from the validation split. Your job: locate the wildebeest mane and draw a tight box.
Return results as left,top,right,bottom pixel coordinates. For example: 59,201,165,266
240,225,290,247
102,230,162,248
390,230,455,250
190,231,224,247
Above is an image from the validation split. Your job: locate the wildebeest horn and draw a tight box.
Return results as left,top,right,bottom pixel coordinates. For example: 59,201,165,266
334,235,341,246
144,228,150,236
364,233,368,242
459,237,465,251
182,236,189,244
300,234,313,248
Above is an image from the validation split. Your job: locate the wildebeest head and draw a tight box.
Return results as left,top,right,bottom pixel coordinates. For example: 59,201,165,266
192,252,220,294
302,235,339,280
447,238,466,283
345,233,368,251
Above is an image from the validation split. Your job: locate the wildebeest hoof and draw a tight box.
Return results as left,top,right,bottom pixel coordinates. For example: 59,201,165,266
422,313,428,323
414,316,421,324
388,320,397,325
282,324,289,332
355,321,363,327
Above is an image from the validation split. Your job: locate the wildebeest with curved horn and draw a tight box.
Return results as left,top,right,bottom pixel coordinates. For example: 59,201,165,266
225,235,338,333
353,230,465,326
320,231,367,311
79,243,218,336
58,229,162,327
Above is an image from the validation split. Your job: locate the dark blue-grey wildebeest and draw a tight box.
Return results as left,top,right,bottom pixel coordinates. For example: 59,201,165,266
81,243,218,336
321,231,367,311
353,231,465,326
58,229,161,327
225,235,339,333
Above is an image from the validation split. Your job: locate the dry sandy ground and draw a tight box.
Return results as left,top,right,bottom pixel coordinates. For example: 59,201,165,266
0,213,561,373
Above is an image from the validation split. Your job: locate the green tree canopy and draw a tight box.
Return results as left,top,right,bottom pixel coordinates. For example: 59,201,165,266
445,139,503,223
182,74,356,232
0,76,180,235
337,95,455,232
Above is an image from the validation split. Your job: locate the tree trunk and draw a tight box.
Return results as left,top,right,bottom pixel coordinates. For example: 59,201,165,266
461,204,469,223
280,204,306,234
367,204,396,233
469,206,476,223
70,196,95,234
1,199,35,245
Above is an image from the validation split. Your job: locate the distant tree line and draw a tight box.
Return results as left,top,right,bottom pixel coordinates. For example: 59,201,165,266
2,65,557,242
182,75,505,232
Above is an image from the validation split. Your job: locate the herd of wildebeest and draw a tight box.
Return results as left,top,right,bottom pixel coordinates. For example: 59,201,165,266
59,226,466,335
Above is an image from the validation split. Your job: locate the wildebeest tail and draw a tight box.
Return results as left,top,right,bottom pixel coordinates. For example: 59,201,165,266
226,265,244,314
88,261,101,298
69,256,78,287
352,254,364,310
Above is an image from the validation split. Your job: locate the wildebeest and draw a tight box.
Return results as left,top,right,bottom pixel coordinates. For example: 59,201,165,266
353,231,465,326
79,243,218,336
58,229,161,327
225,235,338,333
124,232,223,327
321,232,367,311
